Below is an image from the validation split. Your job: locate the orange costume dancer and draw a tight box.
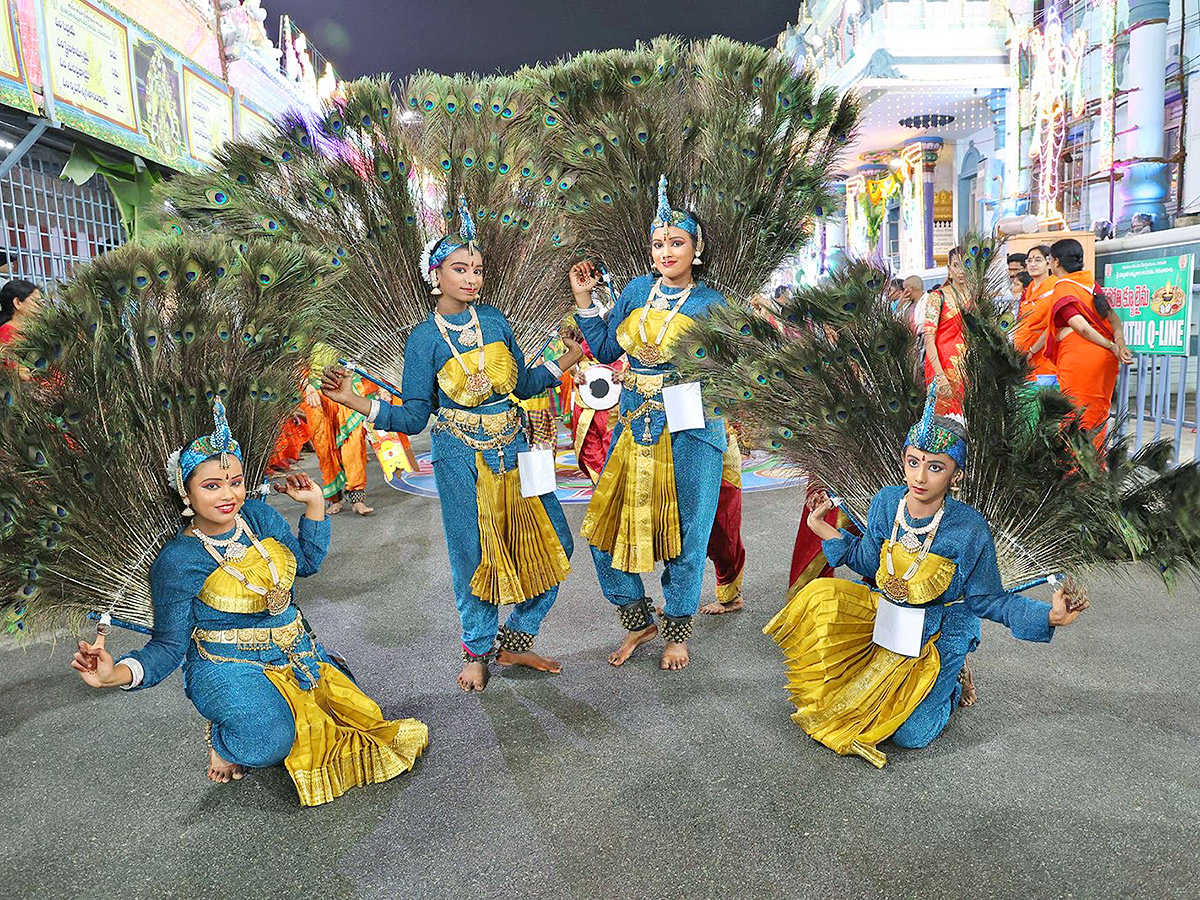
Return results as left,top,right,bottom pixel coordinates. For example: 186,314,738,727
304,343,375,514
1013,261,1059,380
1045,240,1131,445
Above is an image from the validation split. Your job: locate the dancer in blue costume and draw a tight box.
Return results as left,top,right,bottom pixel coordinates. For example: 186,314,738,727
764,399,1087,767
322,200,584,692
569,177,728,672
71,400,428,804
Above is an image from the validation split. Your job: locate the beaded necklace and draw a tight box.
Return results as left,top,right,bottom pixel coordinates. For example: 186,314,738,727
434,306,492,395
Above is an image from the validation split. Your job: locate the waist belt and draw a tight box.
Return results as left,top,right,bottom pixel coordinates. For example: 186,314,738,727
434,405,523,451
618,370,670,396
193,612,304,651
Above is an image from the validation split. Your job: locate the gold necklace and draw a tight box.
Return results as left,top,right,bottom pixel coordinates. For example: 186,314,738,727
637,279,692,365
193,515,291,615
435,306,492,395
878,495,945,603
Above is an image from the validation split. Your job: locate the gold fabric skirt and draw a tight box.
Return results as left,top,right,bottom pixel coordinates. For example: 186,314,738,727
470,451,571,605
263,662,429,807
580,426,681,574
763,577,940,768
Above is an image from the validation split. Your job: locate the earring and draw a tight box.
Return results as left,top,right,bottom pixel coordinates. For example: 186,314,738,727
431,281,442,296
951,478,963,495
182,498,195,517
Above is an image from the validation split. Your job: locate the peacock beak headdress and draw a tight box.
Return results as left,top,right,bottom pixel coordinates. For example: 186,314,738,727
650,175,703,263
168,399,244,508
420,196,481,287
905,385,968,468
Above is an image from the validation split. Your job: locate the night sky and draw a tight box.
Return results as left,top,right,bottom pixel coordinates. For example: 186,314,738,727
268,0,803,79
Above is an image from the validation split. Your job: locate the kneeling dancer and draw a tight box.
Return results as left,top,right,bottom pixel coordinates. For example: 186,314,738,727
764,405,1085,766
73,401,428,804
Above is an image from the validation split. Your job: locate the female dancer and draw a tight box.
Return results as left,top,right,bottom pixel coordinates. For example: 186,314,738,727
1012,244,1058,380
569,177,728,671
71,400,427,803
764,401,1086,766
923,247,969,410
1046,238,1133,445
321,202,584,692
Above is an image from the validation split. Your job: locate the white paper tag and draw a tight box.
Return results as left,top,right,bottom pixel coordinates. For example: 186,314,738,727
872,596,926,657
517,447,557,497
662,382,705,433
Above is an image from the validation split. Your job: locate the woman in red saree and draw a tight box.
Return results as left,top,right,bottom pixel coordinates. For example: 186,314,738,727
923,247,969,414
1012,244,1058,379
1045,238,1133,446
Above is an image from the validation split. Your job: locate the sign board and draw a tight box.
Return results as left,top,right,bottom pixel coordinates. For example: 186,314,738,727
1100,254,1196,356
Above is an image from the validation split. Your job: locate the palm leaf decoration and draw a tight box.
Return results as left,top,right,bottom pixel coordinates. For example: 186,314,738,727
516,35,859,300
0,235,331,637
676,232,1200,589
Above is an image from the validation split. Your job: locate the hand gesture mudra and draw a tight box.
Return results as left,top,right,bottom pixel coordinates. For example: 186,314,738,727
320,364,355,405
570,261,602,306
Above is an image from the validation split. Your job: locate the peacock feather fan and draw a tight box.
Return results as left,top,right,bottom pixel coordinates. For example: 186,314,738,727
157,76,427,385
516,35,859,302
400,70,570,361
676,233,1200,591
0,235,333,638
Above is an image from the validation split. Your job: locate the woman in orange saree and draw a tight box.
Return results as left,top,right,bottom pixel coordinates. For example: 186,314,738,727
1045,238,1133,446
923,247,969,414
1012,244,1058,379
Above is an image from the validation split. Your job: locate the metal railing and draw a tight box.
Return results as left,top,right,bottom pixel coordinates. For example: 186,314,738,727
0,143,125,291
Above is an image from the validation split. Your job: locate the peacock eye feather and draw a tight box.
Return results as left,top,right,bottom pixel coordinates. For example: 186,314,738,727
181,323,197,344
143,328,158,350
257,264,277,286
259,217,280,232
183,260,202,282
204,188,229,206
444,94,459,114
156,265,170,282
132,267,152,290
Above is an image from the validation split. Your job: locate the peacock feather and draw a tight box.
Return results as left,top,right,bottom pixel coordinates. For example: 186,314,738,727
515,36,859,302
0,235,332,638
676,233,1200,590
161,74,568,384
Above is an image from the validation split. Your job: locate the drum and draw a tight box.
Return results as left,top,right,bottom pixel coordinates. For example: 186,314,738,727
576,364,622,410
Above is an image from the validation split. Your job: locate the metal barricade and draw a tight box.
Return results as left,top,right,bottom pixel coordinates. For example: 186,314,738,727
0,143,125,290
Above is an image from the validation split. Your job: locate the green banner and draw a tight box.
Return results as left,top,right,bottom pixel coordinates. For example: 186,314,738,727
1100,254,1195,356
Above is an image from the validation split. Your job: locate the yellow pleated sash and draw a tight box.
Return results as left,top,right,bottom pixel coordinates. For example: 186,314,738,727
763,577,941,768
263,662,428,807
470,452,571,605
580,425,681,573
199,538,297,614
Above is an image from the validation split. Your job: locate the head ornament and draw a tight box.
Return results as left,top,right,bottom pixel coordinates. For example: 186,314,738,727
169,399,243,513
649,175,704,263
905,385,967,468
421,196,480,286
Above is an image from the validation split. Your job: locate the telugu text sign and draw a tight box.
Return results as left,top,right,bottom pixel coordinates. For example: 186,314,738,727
1101,254,1196,356
183,66,233,165
45,0,137,131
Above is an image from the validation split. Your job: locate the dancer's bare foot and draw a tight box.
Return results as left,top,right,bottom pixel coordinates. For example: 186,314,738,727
660,641,690,671
958,664,977,707
700,596,744,615
497,649,562,673
609,624,657,666
208,747,244,783
351,500,374,516
458,659,488,692
326,500,343,516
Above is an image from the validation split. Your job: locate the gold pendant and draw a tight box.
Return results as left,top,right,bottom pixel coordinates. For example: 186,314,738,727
223,543,248,562
879,573,910,603
466,372,493,395
264,585,291,616
639,343,662,365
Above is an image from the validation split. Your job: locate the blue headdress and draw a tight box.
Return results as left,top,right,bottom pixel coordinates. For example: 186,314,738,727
649,175,703,261
904,386,968,468
421,196,480,285
169,399,243,508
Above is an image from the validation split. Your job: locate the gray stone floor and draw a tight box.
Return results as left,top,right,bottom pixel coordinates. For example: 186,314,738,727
1,446,1197,900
